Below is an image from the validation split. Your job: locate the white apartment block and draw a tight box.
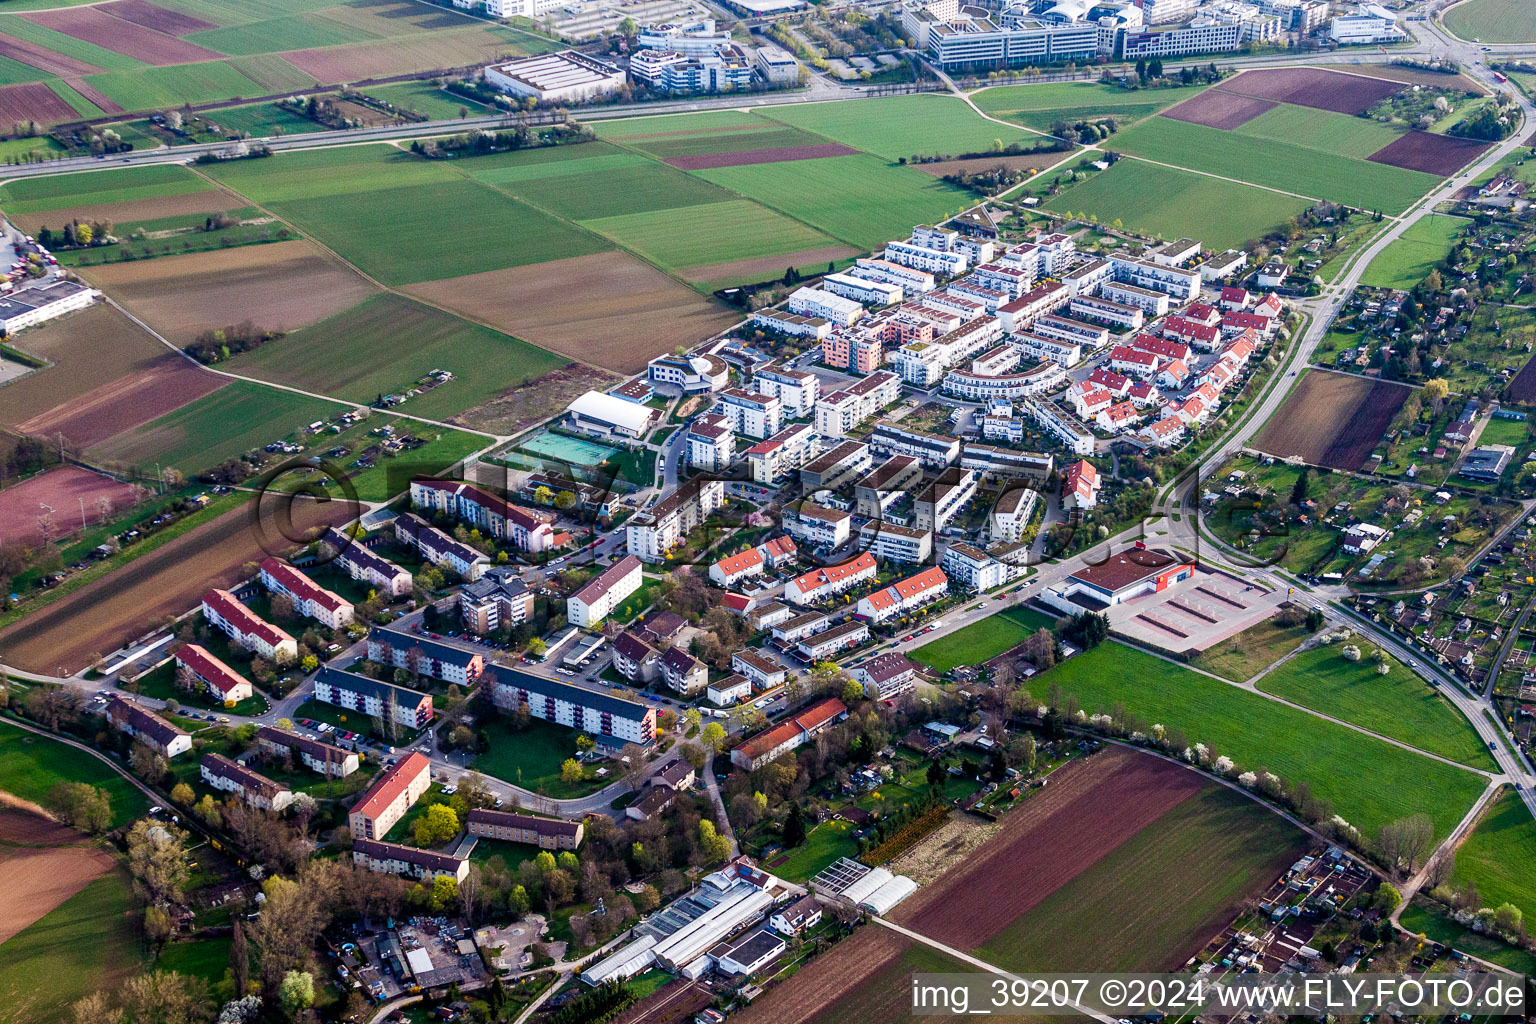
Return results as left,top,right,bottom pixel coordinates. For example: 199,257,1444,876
1110,255,1201,302
1010,331,1081,368
784,502,852,549
626,477,726,563
1070,294,1144,331
942,543,1008,592
823,272,903,307
854,455,923,518
567,555,644,628
851,258,934,295
716,387,783,440
814,372,901,437
1062,258,1111,297
869,422,961,468
799,440,873,492
892,315,1004,387
201,589,297,663
996,282,1071,333
915,469,977,532
752,364,819,418
788,286,864,327
990,485,1039,542
961,444,1054,484
1022,398,1095,456
1031,314,1110,350
884,239,968,277
745,423,819,484
943,359,1066,401
686,413,735,473
1099,280,1172,317
970,262,1033,299
858,521,933,564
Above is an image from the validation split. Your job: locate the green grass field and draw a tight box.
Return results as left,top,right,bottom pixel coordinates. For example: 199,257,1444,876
346,428,489,503
0,53,49,86
1451,788,1536,922
0,870,144,1020
472,716,607,798
1256,646,1497,770
229,293,566,419
1189,619,1310,682
201,100,325,138
1477,415,1530,448
770,818,858,882
909,606,1057,674
972,81,1209,131
693,154,972,253
0,135,65,161
628,124,828,161
226,53,318,94
84,61,267,113
1110,116,1441,213
581,198,836,272
762,93,1037,161
977,786,1309,972
1360,214,1472,290
0,719,148,829
367,80,490,121
0,163,213,214
187,13,377,55
1233,104,1407,160
88,379,344,477
56,207,288,266
1445,0,1536,43
1399,900,1536,973
0,15,146,71
1043,159,1310,250
156,935,232,984
1042,643,1487,841
595,109,766,138
200,143,461,204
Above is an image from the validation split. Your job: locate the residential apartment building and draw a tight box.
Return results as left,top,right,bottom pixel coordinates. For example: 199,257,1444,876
259,558,354,629
943,359,1066,401
989,485,1039,542
996,282,1070,333
815,370,902,436
857,566,948,624
460,566,535,634
1099,280,1171,317
753,308,830,339
105,696,191,759
320,528,413,597
366,627,484,686
201,589,297,663
175,643,253,705
353,837,468,882
1070,294,1145,331
914,468,977,532
869,422,961,469
795,620,870,660
686,413,735,473
960,444,1053,484
884,239,967,277
1032,314,1110,351
849,653,918,701
466,808,583,850
787,286,864,327
710,546,766,588
799,440,872,492
314,667,434,731
1010,331,1082,368
1021,398,1096,456
785,552,878,605
648,352,729,393
717,387,783,440
892,315,1004,387
256,726,358,777
745,423,819,485
784,502,852,549
730,698,847,770
348,752,432,841
858,521,934,565
942,543,1007,592
568,555,644,628
659,647,709,696
854,455,923,518
732,649,787,691
409,479,555,553
822,272,902,307
626,477,726,563
850,257,934,295
202,754,292,812
752,364,819,418
487,664,656,747
1109,255,1201,301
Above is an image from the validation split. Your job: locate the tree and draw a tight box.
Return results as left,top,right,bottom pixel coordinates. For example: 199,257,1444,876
229,921,250,998
171,782,195,806
70,992,123,1024
278,970,314,1019
128,818,191,907
121,971,209,1024
782,801,806,848
535,850,557,874
1374,882,1402,914
1290,467,1310,506
842,679,865,703
560,758,584,785
701,721,727,754
46,782,112,833
412,804,459,847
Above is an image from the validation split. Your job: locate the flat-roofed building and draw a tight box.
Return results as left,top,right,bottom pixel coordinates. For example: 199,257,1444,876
942,542,1007,592
746,423,819,484
914,468,977,532
626,477,725,563
869,422,961,469
484,50,626,102
752,364,820,418
799,440,872,492
716,387,783,440
854,455,923,518
796,619,870,659
858,520,933,564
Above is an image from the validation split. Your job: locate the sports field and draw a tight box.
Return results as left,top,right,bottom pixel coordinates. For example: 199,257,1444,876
229,293,566,420
0,720,148,828
1450,788,1536,922
1360,214,1471,290
1445,0,1536,43
1042,160,1310,249
1109,116,1440,213
1042,643,1487,840
1256,646,1497,770
973,81,1208,131
910,606,1058,674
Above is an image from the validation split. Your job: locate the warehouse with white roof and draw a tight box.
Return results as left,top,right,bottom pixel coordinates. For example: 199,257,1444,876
484,50,626,102
565,390,660,439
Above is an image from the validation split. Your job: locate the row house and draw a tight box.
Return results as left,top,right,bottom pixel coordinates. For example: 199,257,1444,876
201,588,296,663
487,664,656,747
259,557,354,629
785,552,877,605
201,753,292,812
353,837,467,882
884,238,968,277
960,444,1053,485
1172,382,1222,426
568,555,644,628
1219,286,1251,310
942,543,1007,593
716,387,783,440
659,647,708,696
314,667,434,730
1181,301,1221,327
105,696,191,759
760,536,798,568
1156,360,1190,391
1140,415,1186,448
914,468,977,533
854,455,923,518
943,359,1066,402
1162,315,1221,351
752,364,819,418
1222,333,1258,367
796,620,870,660
175,643,253,705
784,502,851,549
321,528,413,597
1199,249,1248,281
466,808,583,850
1069,293,1144,331
1131,334,1193,363
710,545,766,588
990,485,1038,543
729,698,847,770
787,286,864,327
856,566,948,624
946,278,1008,312
858,521,933,564
1010,330,1081,368
745,423,819,485
1109,345,1160,379
1070,386,1114,420
1194,360,1237,393
996,282,1070,333
1083,366,1130,398
347,753,431,841
1063,459,1100,511
394,514,491,583
460,566,535,634
850,257,934,295
625,476,725,563
822,271,903,307
771,611,830,645
409,479,555,553
256,726,359,777
1109,255,1201,301
366,626,484,686
869,421,961,469
1021,398,1095,456
799,439,872,492
732,649,787,691
1099,280,1171,317
1098,400,1139,432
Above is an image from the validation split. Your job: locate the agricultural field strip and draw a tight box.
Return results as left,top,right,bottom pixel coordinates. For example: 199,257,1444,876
1120,638,1497,776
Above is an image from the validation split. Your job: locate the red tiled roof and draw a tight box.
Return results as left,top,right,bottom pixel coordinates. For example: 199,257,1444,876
713,547,764,578
202,589,293,650
175,643,248,696
351,752,430,823
260,558,349,614
788,552,876,596
734,698,847,761
862,566,947,613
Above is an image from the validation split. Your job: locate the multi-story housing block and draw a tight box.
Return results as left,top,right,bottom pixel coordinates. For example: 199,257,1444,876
348,752,431,840
1021,398,1096,456
869,422,961,468
1069,294,1144,331
943,543,1008,592
488,664,656,747
320,528,413,597
202,754,292,812
752,364,819,418
259,557,354,629
1109,255,1201,301
367,626,484,686
822,272,903,306
568,555,644,628
257,726,358,777
854,455,923,518
914,468,977,532
716,388,782,440
460,566,535,634
850,257,934,295
105,696,191,758
394,514,491,582
787,286,864,327
409,479,555,553
201,589,297,662
686,413,735,473
858,521,933,564
745,423,819,485
1099,280,1172,317
314,667,434,730
625,477,725,563
798,439,872,492
883,239,968,277
784,501,853,549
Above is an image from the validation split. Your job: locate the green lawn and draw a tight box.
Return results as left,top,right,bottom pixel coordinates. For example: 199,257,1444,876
1477,416,1531,448
1445,0,1536,43
0,719,148,829
155,935,232,984
132,660,269,717
606,576,662,625
228,293,566,421
972,81,1209,131
87,380,345,478
1042,159,1311,250
0,163,213,214
0,134,66,161
472,716,608,798
1233,103,1407,160
0,870,145,1021
201,101,326,138
225,53,318,94
84,61,267,113
1110,116,1442,213
692,154,972,253
581,198,837,273
910,606,1058,675
346,428,490,503
977,786,1309,972
761,93,1038,162
770,818,858,882
468,145,737,222
1255,645,1497,770
57,208,291,266
594,110,766,139
1399,899,1536,973
366,81,493,121
1042,643,1488,841
1360,214,1472,290
1189,619,1310,682
1451,788,1536,922
468,835,545,869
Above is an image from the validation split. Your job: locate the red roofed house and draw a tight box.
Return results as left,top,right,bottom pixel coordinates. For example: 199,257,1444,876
758,535,798,569
1131,334,1192,362
259,558,353,630
1222,333,1257,367
710,546,766,588
1223,310,1273,337
1220,286,1251,310
1086,366,1132,396
1253,293,1284,320
1042,544,1193,614
201,588,297,662
1183,302,1221,327
1109,345,1159,378
1163,316,1221,352
785,552,877,605
410,479,556,553
1063,459,1099,511
1140,415,1186,448
1156,359,1190,391
855,566,948,624
730,698,848,770
1070,386,1114,419
1128,381,1161,408
175,643,253,704
1097,400,1138,432
348,752,432,841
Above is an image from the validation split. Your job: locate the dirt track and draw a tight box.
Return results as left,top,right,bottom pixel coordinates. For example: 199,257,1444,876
0,496,349,674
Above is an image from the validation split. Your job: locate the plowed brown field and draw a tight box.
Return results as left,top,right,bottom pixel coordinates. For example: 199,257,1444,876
665,143,859,170
0,466,144,546
0,302,169,429
0,82,81,128
1215,67,1401,115
0,32,99,76
12,189,243,235
1162,89,1276,129
0,807,114,944
1367,131,1491,175
1253,368,1411,470
19,7,221,65
100,0,217,35
15,354,224,447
